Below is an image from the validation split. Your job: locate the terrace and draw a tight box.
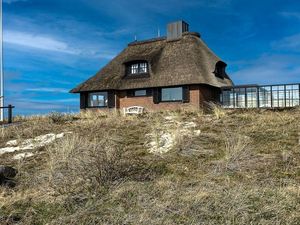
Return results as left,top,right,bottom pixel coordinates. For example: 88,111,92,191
220,83,300,109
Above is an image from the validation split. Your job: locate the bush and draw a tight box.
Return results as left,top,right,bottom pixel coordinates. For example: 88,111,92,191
48,112,75,124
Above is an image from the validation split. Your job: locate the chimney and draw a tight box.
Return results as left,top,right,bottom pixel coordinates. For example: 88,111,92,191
167,20,189,40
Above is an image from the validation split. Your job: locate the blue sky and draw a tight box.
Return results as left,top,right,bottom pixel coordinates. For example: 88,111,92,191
3,0,300,115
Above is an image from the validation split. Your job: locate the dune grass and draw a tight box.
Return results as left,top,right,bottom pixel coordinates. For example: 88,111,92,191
0,108,299,224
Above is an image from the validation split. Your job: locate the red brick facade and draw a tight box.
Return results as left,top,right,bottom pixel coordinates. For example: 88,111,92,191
116,84,220,111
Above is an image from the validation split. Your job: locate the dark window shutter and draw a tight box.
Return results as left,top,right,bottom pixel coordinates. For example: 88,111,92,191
108,91,116,108
80,93,87,109
153,88,161,104
146,89,152,96
182,86,190,103
127,90,134,97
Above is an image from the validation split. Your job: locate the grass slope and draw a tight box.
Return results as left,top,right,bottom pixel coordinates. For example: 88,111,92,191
0,108,299,225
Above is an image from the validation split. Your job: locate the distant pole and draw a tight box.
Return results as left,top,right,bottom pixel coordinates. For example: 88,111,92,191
0,0,3,122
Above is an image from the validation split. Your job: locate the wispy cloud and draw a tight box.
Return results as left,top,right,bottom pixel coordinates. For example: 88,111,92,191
279,12,300,20
230,54,300,85
4,30,80,55
4,30,118,59
272,33,300,52
25,87,69,93
3,0,27,4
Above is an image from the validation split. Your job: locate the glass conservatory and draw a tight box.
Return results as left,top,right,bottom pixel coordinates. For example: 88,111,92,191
220,84,300,108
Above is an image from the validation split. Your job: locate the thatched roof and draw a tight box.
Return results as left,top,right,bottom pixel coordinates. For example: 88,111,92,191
70,32,233,93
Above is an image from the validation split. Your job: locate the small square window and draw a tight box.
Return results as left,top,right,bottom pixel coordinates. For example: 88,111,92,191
128,61,148,75
134,90,147,96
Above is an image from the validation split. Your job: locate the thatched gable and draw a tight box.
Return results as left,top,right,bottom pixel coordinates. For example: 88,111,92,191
70,32,233,93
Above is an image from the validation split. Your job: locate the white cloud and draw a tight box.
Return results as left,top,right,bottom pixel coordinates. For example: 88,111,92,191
279,12,300,20
272,33,300,51
4,30,117,59
25,87,69,93
3,0,27,4
4,30,80,55
230,54,300,85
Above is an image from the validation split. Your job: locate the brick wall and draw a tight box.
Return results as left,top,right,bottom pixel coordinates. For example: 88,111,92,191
117,85,218,111
199,85,221,107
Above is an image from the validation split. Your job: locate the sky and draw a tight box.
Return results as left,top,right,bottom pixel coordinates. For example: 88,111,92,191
3,0,300,115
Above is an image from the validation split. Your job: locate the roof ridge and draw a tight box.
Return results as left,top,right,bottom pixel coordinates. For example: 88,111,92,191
128,32,201,46
128,37,166,46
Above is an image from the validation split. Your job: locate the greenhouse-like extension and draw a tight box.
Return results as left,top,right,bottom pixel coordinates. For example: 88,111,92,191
220,84,300,108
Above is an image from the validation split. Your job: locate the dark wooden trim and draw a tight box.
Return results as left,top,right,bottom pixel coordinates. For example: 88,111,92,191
153,88,160,104
108,91,115,108
80,92,87,109
182,86,190,103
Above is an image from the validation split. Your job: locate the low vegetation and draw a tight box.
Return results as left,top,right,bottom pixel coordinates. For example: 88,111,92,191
0,107,300,225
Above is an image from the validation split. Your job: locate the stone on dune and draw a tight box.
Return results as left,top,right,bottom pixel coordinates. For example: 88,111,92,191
0,166,18,188
13,152,35,160
0,165,18,178
0,132,72,156
6,140,18,146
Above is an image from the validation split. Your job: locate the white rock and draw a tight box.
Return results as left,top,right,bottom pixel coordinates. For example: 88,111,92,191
0,146,20,155
6,140,18,146
194,130,201,136
0,132,72,156
13,152,34,160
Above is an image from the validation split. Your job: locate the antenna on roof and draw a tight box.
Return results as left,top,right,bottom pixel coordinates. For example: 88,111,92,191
157,28,160,37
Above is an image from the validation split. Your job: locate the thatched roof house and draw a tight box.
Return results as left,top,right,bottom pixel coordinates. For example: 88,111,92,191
71,21,233,111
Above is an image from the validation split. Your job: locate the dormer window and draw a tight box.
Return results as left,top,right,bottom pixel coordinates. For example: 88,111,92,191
214,61,227,79
127,61,149,76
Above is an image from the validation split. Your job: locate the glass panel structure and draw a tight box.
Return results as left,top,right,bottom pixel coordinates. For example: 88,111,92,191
236,88,246,108
221,89,235,108
221,84,300,109
259,86,271,107
88,92,108,107
161,87,183,101
246,87,258,108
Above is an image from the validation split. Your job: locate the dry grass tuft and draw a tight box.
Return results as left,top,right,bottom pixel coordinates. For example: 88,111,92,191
207,102,227,119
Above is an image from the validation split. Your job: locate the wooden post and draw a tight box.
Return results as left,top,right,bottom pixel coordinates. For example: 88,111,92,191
8,104,12,124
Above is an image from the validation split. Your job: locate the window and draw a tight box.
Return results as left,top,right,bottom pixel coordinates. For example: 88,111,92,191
259,86,271,107
214,61,227,79
222,89,235,108
127,61,149,75
161,87,183,101
88,92,108,107
127,89,151,97
246,87,258,108
134,89,147,96
285,85,299,107
235,88,246,108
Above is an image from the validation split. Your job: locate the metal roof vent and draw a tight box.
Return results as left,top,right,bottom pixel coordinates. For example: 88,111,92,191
167,20,189,40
